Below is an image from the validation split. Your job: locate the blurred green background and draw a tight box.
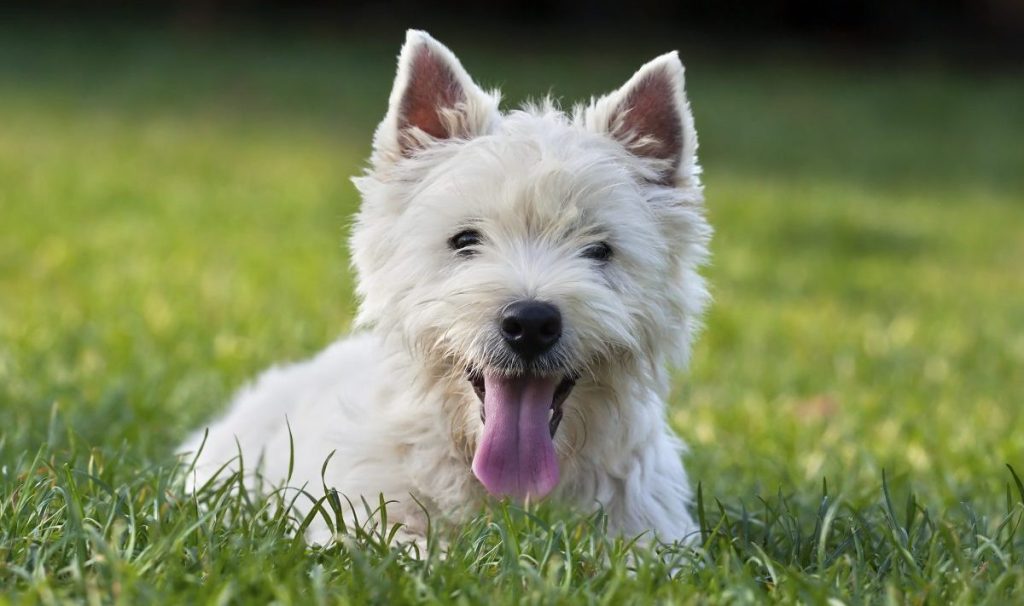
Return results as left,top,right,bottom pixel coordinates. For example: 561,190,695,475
1,9,1022,518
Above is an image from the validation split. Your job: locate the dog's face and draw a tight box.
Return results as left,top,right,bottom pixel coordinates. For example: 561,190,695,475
352,31,709,503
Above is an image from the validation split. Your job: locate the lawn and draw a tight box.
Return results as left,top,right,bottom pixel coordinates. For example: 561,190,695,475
2,26,1023,603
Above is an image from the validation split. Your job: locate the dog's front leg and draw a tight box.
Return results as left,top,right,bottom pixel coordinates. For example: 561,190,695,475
607,431,700,546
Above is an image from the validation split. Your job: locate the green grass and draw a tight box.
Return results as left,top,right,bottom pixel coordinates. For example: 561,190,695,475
2,26,1024,603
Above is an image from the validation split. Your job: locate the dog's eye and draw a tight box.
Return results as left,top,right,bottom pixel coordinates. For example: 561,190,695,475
449,229,482,255
581,242,612,262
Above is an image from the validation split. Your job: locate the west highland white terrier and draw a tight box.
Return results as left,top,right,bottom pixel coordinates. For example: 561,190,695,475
181,30,711,545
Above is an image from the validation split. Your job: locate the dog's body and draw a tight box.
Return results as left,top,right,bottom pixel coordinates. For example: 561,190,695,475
181,31,711,544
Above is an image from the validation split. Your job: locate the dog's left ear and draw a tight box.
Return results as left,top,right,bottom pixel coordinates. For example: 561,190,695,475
372,30,499,164
585,52,698,187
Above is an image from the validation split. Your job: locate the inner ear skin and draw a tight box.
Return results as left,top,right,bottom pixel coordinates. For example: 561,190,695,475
619,70,683,184
399,45,466,149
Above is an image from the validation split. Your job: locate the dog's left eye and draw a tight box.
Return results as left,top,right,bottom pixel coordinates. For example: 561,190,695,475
581,242,612,262
449,229,482,255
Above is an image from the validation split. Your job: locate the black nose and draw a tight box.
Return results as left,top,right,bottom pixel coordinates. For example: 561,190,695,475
500,301,562,361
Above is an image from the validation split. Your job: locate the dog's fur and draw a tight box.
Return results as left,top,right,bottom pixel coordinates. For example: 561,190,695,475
180,30,711,544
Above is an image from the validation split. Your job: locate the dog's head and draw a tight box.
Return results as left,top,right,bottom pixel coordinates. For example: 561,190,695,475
351,31,710,503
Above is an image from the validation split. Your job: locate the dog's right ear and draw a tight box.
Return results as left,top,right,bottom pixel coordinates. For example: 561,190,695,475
371,30,498,164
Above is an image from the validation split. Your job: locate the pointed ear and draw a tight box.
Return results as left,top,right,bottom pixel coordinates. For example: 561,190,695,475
585,52,698,186
372,30,498,163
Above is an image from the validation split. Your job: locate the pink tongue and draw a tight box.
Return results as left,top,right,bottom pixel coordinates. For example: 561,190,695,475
471,372,560,502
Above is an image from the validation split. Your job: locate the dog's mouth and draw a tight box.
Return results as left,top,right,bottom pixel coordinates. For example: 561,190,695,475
467,367,576,502
468,370,575,438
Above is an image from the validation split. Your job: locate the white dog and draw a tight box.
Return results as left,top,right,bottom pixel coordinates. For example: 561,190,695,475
180,30,711,545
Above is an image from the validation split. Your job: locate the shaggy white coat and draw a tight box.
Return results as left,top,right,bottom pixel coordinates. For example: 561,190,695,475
180,30,711,545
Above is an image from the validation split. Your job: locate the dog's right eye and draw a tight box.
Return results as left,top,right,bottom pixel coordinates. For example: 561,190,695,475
449,229,482,255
